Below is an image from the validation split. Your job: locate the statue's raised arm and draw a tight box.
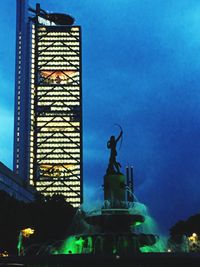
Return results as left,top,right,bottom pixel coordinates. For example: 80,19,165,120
115,130,123,144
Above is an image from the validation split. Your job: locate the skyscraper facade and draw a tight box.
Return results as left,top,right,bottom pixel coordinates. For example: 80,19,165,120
14,1,82,207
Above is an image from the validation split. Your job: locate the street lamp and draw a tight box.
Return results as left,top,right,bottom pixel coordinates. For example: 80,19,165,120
18,228,35,256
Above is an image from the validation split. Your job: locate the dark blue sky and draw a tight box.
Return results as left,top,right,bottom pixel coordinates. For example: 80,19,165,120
1,0,200,235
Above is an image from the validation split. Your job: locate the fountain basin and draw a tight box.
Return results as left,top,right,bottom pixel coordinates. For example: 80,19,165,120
85,212,145,231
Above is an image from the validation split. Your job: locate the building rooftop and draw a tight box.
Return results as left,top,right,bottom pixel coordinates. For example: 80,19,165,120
45,13,75,25
29,6,75,26
0,162,35,194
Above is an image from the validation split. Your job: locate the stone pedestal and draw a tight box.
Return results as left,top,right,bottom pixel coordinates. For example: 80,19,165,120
104,173,126,204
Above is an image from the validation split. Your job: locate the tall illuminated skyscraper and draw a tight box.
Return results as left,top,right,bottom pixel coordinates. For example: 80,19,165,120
14,1,82,207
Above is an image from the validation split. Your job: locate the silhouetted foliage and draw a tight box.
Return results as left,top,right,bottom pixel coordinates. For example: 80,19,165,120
0,190,76,255
169,213,200,242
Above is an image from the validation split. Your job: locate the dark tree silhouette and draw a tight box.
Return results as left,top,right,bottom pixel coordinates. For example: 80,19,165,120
169,213,200,243
0,191,76,255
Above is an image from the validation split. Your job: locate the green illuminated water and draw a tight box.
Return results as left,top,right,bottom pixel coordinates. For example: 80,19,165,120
52,236,94,254
140,238,166,252
17,232,23,256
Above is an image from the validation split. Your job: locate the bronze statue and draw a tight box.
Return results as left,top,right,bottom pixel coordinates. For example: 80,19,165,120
106,127,123,174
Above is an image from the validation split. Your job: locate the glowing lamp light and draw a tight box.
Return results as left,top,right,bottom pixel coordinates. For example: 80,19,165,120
188,232,198,243
167,249,171,252
0,251,9,257
192,233,197,238
21,228,35,238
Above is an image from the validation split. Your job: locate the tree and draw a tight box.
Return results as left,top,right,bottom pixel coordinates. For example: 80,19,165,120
0,191,76,255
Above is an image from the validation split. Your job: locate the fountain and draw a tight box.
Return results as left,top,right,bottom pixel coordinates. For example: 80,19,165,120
3,130,200,266
51,128,159,255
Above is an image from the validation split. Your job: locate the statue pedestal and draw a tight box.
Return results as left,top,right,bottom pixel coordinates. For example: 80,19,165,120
104,173,126,205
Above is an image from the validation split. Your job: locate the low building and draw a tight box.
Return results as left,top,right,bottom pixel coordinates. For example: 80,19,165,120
0,162,36,202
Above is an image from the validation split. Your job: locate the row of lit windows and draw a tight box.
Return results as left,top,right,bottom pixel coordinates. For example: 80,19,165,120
39,164,80,171
36,180,80,186
15,31,23,170
39,48,80,53
38,170,80,177
38,67,80,72
38,65,79,70
38,102,80,108
40,37,80,43
38,35,80,41
36,105,79,112
37,117,80,123
36,186,80,192
73,203,80,207
38,31,80,37
37,148,80,153
38,43,79,50
38,61,80,66
37,127,80,133
38,91,80,96
37,85,80,91
38,146,80,152
37,155,80,160
38,26,80,32
38,159,80,164
38,136,80,144
65,198,81,203
36,112,79,118
38,58,80,63
36,110,78,115
38,44,79,51
37,190,80,197
38,124,80,131
37,141,80,148
39,51,79,56
37,146,81,153
37,112,78,118
38,37,79,46
38,56,80,61
39,67,79,73
39,174,81,180
38,97,80,103
29,24,36,185
37,131,80,137
37,146,80,152
37,126,80,132
37,128,80,134
38,80,80,88
37,139,80,145
38,82,80,89
38,170,81,176
38,80,80,86
38,100,80,105
37,121,80,126
39,31,80,37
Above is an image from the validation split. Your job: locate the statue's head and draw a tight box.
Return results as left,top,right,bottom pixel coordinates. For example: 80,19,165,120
110,135,115,142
